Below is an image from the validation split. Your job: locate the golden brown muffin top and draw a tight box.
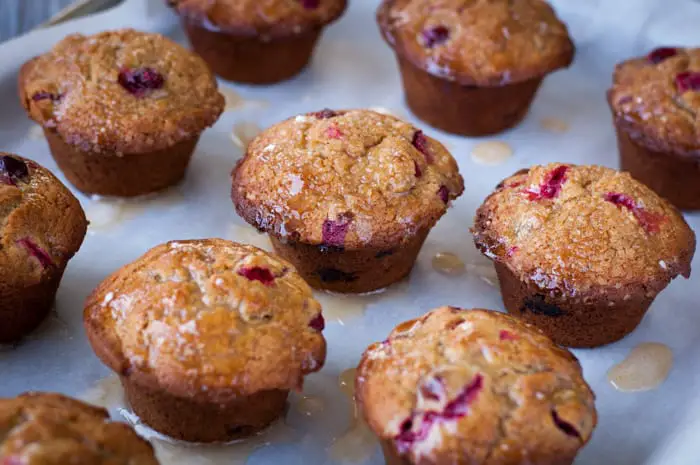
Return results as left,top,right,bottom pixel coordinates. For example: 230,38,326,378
473,164,695,295
0,153,87,288
84,239,326,402
356,307,596,464
0,393,159,465
232,109,464,250
19,29,224,154
376,0,574,86
608,47,700,156
168,0,347,37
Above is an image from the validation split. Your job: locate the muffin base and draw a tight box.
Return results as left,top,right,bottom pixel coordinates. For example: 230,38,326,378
494,263,655,348
397,57,543,136
44,129,197,197
122,377,288,443
616,127,700,211
0,270,64,343
183,20,321,84
269,229,429,294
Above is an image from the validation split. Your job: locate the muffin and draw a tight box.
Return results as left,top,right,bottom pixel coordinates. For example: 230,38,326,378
231,109,464,293
84,239,326,443
356,307,597,465
0,153,87,343
473,163,696,348
167,0,348,84
19,29,224,197
608,46,700,210
0,392,159,464
376,0,574,136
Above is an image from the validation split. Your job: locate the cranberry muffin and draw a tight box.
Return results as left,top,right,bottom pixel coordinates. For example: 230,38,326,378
0,392,159,464
167,0,347,84
608,47,700,210
231,109,464,293
84,239,326,443
473,163,695,348
0,153,87,343
19,29,224,197
377,0,574,136
357,307,597,465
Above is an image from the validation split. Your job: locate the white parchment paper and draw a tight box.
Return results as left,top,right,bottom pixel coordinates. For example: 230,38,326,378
1,1,700,464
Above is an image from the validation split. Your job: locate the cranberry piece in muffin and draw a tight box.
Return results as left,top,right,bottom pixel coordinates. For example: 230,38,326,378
357,307,597,465
376,0,574,136
473,164,696,348
84,239,326,443
167,0,347,84
231,109,464,293
19,29,224,197
608,47,700,210
0,153,87,343
0,393,158,465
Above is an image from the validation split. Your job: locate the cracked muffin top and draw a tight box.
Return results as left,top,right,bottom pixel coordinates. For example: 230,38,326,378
84,239,326,402
473,164,695,295
167,0,348,37
376,0,574,86
19,29,224,154
0,393,158,465
356,307,596,464
0,153,86,287
232,109,464,250
608,47,700,156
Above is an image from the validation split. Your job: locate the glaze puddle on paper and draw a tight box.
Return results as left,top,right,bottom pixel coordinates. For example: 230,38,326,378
231,122,262,149
608,342,673,392
328,368,378,463
314,284,407,326
470,141,513,166
432,252,466,276
540,117,570,133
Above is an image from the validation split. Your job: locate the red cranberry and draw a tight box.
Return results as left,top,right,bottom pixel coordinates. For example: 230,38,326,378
322,213,353,247
2,456,24,465
17,238,53,268
0,156,29,186
32,91,61,102
411,130,433,163
309,314,325,331
118,67,165,96
326,125,343,139
419,375,444,401
237,266,275,286
395,374,483,453
442,374,483,418
551,409,580,438
676,72,700,93
298,0,320,8
604,192,663,233
413,160,422,177
525,165,569,200
395,415,434,453
438,185,449,203
499,330,518,341
604,192,636,210
647,47,678,64
311,109,337,119
422,26,450,48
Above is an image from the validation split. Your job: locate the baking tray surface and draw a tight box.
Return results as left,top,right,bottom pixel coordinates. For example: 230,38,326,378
1,0,700,464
